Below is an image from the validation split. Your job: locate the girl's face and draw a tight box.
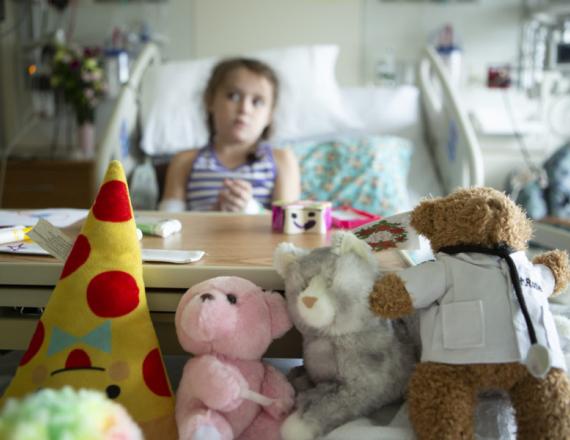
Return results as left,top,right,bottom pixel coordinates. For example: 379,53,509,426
208,67,274,146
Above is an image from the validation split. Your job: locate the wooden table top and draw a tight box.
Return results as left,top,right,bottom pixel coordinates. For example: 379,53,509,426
0,212,330,289
141,212,332,267
0,212,409,290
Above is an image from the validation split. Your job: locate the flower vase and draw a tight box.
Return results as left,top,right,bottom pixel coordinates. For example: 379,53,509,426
77,122,95,159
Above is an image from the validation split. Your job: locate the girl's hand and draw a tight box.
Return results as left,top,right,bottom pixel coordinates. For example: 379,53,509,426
218,179,253,212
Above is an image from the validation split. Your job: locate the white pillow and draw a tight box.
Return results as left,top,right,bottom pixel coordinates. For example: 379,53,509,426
340,85,422,145
140,45,362,155
140,57,214,155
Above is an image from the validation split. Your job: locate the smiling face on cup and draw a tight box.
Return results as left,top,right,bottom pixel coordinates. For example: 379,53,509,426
284,206,327,234
271,200,332,235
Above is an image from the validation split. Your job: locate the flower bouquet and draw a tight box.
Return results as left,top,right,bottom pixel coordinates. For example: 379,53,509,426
50,45,107,125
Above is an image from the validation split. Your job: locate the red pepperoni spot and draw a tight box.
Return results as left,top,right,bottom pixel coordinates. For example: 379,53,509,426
92,180,132,222
20,321,45,366
60,234,91,279
87,271,139,318
65,349,92,369
142,348,172,397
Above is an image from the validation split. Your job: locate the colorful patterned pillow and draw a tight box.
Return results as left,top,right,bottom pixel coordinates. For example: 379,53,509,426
287,135,413,217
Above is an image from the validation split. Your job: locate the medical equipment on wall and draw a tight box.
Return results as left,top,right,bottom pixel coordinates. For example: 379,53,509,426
504,2,570,213
521,1,570,82
520,3,570,141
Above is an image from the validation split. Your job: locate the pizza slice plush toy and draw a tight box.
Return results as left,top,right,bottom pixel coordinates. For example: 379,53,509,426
1,160,177,439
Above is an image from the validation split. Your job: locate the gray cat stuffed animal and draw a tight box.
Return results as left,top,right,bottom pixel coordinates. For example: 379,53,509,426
273,231,417,440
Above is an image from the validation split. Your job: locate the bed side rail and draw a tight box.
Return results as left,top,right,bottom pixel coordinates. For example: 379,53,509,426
418,46,484,193
94,43,161,190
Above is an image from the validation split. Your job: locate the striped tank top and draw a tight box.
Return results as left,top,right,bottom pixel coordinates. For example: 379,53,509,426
186,144,277,211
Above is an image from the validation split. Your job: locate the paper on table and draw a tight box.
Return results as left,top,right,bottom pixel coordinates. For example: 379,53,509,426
0,209,88,228
141,249,205,264
0,242,48,255
0,218,205,264
0,241,205,264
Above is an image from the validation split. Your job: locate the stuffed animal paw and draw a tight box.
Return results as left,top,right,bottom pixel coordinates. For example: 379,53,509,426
369,272,415,319
532,249,570,294
281,411,321,440
185,356,247,412
178,410,232,440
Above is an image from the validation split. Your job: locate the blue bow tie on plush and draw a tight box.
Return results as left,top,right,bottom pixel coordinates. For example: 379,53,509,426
48,321,111,356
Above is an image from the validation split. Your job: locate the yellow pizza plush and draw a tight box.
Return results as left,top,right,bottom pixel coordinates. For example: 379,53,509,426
1,161,177,439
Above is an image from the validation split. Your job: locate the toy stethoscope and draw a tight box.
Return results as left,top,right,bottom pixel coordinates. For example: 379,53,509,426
440,244,552,379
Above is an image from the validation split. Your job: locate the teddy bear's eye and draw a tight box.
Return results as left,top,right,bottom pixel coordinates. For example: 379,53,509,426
226,294,238,304
291,213,297,219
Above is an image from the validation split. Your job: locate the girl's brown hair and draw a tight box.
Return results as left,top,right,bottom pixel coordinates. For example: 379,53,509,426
203,58,280,143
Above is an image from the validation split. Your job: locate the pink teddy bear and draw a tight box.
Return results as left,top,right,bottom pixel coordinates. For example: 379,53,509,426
175,276,295,440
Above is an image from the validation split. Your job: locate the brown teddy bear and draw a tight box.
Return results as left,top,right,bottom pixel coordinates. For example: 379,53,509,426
369,187,570,440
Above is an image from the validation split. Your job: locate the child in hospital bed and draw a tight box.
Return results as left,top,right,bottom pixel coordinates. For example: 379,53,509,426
159,57,300,213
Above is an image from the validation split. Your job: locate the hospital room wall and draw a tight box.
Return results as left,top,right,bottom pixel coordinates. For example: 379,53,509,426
0,0,525,147
71,0,524,86
362,0,524,86
189,0,362,86
69,0,362,86
70,0,193,61
189,0,523,86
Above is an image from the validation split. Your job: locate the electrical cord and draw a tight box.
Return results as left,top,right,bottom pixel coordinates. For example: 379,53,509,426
501,89,548,201
501,89,541,173
547,93,570,139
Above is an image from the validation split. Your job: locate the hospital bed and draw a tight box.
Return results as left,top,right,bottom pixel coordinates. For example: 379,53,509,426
94,44,535,439
96,42,485,214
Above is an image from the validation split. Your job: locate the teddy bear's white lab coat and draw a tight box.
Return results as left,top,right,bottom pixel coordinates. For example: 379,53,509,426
399,251,566,369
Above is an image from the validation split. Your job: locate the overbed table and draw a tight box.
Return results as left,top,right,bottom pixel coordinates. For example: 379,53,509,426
0,212,408,356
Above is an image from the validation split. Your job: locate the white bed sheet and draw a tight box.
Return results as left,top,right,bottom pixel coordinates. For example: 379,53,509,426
321,398,518,440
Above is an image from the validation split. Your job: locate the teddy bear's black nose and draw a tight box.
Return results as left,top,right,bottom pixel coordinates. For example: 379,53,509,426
200,293,214,302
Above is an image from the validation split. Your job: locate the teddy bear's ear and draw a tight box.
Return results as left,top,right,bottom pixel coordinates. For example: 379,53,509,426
331,231,376,266
410,198,438,237
273,242,308,277
264,291,293,338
